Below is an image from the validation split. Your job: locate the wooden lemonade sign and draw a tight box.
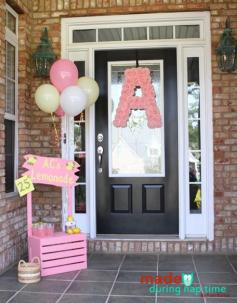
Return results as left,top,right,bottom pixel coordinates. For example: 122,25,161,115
20,154,80,218
22,155,79,187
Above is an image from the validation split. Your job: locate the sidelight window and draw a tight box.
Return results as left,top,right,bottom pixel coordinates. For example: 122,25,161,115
5,5,18,194
74,112,86,213
187,57,202,214
184,46,212,238
74,61,86,214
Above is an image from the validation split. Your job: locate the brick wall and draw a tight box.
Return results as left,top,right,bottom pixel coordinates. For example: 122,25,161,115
211,3,237,250
1,0,237,272
0,0,32,272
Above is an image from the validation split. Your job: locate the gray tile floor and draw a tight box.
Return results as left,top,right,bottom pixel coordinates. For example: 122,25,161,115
0,254,237,303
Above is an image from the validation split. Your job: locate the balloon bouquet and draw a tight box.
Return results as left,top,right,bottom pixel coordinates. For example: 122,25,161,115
35,59,99,140
34,59,99,234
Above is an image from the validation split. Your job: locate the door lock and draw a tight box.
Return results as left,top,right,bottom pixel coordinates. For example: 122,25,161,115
97,133,104,143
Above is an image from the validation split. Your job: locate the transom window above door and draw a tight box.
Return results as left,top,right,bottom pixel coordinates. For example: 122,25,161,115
72,24,201,43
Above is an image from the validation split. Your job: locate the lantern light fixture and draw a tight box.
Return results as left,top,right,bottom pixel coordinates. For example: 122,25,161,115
216,17,237,73
32,27,56,77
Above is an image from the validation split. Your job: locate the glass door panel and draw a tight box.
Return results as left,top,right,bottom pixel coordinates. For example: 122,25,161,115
108,61,165,177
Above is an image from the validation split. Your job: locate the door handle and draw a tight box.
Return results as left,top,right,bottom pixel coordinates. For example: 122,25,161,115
97,146,103,173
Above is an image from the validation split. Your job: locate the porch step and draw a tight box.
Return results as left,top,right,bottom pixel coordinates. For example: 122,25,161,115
87,238,237,254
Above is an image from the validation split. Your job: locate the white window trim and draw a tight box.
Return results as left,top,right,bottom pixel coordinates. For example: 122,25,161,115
61,11,214,240
183,48,210,237
5,4,18,195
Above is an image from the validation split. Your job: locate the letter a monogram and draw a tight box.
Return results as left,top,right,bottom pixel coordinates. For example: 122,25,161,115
113,67,162,128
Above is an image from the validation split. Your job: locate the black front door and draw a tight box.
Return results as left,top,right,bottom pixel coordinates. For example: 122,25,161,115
95,49,178,234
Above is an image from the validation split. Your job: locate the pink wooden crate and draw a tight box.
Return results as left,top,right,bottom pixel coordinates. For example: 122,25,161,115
28,232,87,276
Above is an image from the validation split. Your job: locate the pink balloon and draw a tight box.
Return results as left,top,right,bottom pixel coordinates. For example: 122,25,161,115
55,106,65,117
50,59,78,92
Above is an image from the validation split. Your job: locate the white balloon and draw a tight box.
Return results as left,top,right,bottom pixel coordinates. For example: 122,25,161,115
60,86,88,117
77,77,99,107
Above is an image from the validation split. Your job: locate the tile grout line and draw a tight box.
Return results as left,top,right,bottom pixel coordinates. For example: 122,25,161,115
155,253,159,303
6,284,28,303
57,280,149,284
85,269,158,273
44,270,234,273
192,255,206,303
55,253,94,303
105,254,126,303
19,291,68,295
112,294,237,298
0,290,17,292
225,255,237,274
13,289,237,299
20,291,113,297
54,270,81,303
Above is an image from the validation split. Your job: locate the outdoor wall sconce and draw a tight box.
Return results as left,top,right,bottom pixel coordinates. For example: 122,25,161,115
32,27,56,77
216,17,237,73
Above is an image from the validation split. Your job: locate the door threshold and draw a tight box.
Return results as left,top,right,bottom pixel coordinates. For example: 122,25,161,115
96,234,180,241
95,234,208,241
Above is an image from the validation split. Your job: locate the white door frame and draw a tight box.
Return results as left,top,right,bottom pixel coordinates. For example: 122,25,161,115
61,11,213,240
